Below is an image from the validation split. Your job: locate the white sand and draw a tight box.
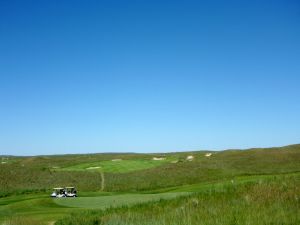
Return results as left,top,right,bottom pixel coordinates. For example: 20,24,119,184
86,166,101,170
186,155,194,161
152,157,166,161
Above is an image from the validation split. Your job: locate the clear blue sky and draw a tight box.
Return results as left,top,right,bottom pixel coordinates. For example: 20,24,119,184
0,0,299,155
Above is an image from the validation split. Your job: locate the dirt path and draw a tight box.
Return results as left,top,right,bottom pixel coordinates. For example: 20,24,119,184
100,170,105,191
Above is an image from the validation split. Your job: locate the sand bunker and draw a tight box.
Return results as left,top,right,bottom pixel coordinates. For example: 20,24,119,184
205,153,212,157
86,166,101,170
111,159,122,161
152,157,166,161
186,155,194,161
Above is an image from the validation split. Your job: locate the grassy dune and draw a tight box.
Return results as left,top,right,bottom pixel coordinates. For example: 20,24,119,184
2,173,299,225
105,144,300,191
0,144,299,224
1,144,299,195
56,174,300,225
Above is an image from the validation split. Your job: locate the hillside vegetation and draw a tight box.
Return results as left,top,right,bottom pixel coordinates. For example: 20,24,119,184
1,144,299,195
0,144,299,225
56,174,300,225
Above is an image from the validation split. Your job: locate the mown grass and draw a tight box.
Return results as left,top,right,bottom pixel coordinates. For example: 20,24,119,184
0,191,188,224
0,144,299,224
55,174,300,225
56,158,174,173
54,192,189,209
0,196,71,225
1,173,299,225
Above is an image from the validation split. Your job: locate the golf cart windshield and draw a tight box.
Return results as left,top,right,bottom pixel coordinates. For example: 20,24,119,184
53,188,64,194
65,187,75,193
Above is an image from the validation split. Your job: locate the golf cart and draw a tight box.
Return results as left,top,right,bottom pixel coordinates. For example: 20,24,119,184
51,187,66,198
65,187,77,197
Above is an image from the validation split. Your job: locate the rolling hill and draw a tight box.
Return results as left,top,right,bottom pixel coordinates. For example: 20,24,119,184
0,144,299,224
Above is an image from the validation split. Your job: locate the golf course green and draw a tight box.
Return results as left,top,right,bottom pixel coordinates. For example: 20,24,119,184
0,144,299,225
55,158,175,173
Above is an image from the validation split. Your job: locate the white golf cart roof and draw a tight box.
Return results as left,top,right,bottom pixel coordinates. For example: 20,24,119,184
65,187,75,189
53,187,64,190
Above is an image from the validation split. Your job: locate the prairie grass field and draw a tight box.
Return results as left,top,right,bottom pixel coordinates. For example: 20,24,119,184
0,144,299,224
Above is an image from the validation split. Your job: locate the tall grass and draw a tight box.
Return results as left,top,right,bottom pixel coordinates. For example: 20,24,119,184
2,216,43,225
1,144,300,195
55,175,300,225
104,144,300,191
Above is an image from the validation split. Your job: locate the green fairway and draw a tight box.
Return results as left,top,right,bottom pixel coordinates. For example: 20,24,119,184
0,144,299,224
1,173,299,225
56,174,300,225
0,192,189,224
54,192,189,209
0,195,71,224
55,158,174,173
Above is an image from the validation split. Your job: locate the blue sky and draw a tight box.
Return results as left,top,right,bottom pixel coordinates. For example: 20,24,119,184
0,0,299,155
